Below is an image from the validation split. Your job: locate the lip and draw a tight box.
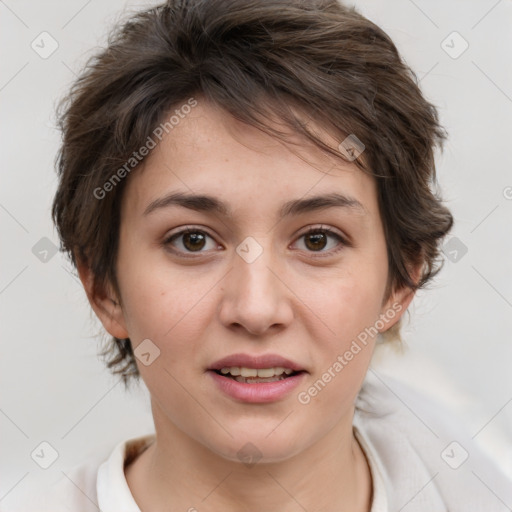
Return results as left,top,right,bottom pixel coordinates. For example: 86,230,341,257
208,353,306,372
208,370,307,403
207,352,308,404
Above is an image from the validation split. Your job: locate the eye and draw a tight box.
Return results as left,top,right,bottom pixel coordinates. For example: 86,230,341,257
163,227,219,256
163,225,348,258
293,226,347,255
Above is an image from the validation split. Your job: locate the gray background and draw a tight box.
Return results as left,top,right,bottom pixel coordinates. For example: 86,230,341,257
1,0,511,506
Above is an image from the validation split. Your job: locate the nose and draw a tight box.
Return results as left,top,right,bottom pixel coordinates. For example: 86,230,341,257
217,240,294,336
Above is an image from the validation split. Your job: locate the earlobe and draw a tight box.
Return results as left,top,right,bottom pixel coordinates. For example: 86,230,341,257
378,263,422,333
75,258,130,340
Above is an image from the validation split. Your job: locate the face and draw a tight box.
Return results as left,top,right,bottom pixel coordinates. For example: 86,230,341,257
86,100,413,464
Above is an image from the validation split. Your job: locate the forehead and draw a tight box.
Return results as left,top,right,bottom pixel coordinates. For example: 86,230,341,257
121,100,379,222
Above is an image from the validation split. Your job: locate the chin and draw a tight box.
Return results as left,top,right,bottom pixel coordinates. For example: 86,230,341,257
204,429,309,466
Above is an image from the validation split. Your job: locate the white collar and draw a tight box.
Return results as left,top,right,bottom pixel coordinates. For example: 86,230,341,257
96,433,155,512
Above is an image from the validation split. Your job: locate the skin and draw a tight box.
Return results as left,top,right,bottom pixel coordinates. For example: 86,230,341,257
78,99,419,511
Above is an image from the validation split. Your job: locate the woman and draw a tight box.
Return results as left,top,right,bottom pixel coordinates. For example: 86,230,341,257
14,0,511,510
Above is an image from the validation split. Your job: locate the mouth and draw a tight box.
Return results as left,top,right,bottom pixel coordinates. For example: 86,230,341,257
212,366,305,384
207,361,308,403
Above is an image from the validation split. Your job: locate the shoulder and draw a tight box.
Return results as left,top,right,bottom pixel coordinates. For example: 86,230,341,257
355,369,512,511
5,434,154,512
5,457,101,512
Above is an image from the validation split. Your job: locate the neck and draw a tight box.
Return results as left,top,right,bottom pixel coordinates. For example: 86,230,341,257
126,404,372,512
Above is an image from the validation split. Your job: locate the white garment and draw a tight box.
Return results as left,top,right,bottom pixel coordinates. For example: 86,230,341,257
8,370,512,511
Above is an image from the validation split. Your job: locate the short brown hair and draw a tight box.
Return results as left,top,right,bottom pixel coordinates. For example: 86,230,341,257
52,0,453,384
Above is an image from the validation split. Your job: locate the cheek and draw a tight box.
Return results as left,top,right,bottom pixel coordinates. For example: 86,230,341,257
115,242,206,342
307,260,387,349
295,276,385,418
120,271,211,343
336,278,383,337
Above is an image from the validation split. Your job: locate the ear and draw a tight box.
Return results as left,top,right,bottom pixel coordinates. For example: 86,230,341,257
378,263,423,333
76,258,129,340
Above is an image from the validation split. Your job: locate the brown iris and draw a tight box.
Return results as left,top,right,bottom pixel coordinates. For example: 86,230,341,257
304,231,328,251
182,231,207,251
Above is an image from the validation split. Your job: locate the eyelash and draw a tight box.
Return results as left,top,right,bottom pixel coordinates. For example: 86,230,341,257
162,225,348,259
294,226,348,257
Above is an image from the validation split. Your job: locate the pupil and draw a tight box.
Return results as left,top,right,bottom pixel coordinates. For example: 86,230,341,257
184,232,205,251
306,232,326,251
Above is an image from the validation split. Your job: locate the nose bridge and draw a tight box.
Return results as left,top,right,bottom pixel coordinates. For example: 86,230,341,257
218,235,292,334
236,237,275,298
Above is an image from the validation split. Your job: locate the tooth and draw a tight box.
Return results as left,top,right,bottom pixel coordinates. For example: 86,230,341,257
236,376,283,383
257,368,275,378
240,367,258,377
219,366,296,378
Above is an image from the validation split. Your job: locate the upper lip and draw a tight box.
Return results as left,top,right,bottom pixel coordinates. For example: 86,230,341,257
208,353,306,372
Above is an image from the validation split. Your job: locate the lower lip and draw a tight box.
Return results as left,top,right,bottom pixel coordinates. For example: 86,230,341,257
208,370,307,403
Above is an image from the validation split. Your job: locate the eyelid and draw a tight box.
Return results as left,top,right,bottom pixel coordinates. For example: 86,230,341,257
162,225,221,258
163,225,215,241
296,224,347,242
292,224,350,255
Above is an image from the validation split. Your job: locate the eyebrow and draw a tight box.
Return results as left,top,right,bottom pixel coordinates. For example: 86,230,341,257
143,191,367,218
